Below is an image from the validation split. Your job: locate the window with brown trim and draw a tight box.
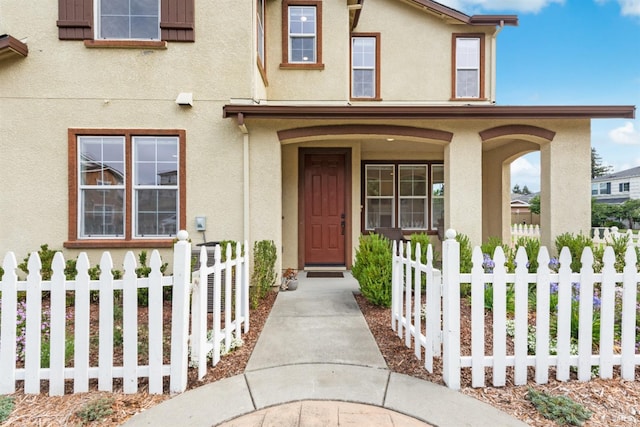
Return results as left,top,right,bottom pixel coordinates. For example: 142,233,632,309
57,0,195,43
257,0,268,84
280,0,324,69
362,162,444,233
452,33,485,100
65,129,186,249
350,33,380,100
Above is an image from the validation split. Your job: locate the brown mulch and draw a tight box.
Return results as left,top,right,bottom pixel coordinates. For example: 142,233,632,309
3,289,640,426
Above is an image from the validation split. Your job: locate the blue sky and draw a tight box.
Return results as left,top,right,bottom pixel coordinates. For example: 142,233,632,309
440,0,640,192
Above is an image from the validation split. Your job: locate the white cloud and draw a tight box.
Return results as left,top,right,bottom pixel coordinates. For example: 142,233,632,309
595,0,640,16
609,121,640,145
438,0,564,14
510,155,541,192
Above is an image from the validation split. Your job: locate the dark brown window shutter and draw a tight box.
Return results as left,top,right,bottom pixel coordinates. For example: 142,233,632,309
57,0,93,40
161,0,195,42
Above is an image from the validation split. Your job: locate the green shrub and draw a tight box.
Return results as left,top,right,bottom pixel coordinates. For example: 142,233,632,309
515,236,540,273
526,388,591,426
0,396,14,423
18,244,58,280
554,233,593,272
250,240,277,308
455,233,473,274
352,234,392,307
76,397,114,423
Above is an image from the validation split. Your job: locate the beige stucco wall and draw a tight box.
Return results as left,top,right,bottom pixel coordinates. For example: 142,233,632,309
0,1,266,264
264,0,496,103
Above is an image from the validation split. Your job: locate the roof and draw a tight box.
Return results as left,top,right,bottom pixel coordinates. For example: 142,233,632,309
511,193,539,204
593,196,630,205
592,166,640,182
0,34,28,61
349,0,518,31
223,105,636,121
401,0,518,27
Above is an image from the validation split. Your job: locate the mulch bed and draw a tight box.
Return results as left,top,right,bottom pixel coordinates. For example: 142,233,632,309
4,290,640,426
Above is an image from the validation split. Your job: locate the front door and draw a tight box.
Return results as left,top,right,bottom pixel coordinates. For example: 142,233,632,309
303,153,346,266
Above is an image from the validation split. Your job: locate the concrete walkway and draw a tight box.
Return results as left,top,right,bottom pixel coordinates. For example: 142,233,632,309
125,272,527,427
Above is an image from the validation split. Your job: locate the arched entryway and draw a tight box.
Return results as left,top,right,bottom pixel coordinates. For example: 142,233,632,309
480,125,555,244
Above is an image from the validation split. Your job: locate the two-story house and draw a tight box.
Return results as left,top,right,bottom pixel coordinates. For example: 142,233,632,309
592,166,640,205
0,0,635,270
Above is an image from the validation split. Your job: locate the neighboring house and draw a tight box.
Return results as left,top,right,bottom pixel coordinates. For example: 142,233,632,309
592,166,640,205
0,0,635,270
510,193,540,226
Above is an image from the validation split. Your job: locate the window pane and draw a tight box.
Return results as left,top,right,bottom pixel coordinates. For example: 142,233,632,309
352,38,375,67
432,197,444,230
353,70,374,98
81,189,125,236
366,199,393,229
290,37,316,62
398,165,427,197
131,17,159,39
136,189,178,236
80,137,125,186
100,0,159,39
289,7,315,34
134,137,178,186
432,165,444,229
399,198,426,229
456,38,479,68
366,165,394,197
456,69,478,98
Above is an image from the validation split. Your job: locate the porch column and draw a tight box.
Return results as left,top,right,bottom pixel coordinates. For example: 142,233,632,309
481,149,512,243
539,121,591,251
445,129,483,245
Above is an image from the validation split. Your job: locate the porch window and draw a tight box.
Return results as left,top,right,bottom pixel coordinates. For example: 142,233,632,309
365,165,394,229
364,162,443,232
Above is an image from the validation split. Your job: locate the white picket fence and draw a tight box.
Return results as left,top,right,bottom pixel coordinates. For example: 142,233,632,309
190,242,250,380
392,229,640,390
592,226,640,246
0,231,250,396
510,223,541,244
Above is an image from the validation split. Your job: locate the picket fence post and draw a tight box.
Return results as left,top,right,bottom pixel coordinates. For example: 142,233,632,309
0,253,18,394
170,230,191,393
242,240,250,333
391,240,398,333
441,229,461,390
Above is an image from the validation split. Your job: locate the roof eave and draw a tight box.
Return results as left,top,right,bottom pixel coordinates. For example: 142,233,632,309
404,0,518,26
0,34,29,61
222,105,636,120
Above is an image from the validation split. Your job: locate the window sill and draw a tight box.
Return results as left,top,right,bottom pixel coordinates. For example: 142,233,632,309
84,40,168,49
450,97,488,102
279,63,325,70
350,97,383,102
64,239,175,249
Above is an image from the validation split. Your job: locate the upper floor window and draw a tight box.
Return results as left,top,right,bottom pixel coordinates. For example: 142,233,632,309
57,0,194,43
619,182,630,192
351,34,380,100
281,0,323,69
66,129,186,248
363,162,443,232
452,34,484,99
98,0,160,40
257,0,266,68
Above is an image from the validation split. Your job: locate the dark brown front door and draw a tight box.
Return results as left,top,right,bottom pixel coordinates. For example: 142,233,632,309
304,153,346,265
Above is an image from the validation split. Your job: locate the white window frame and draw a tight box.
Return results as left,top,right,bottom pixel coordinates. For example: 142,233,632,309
132,136,179,238
398,165,428,230
365,164,395,230
288,5,317,63
257,0,266,69
96,0,161,41
455,36,480,98
351,35,377,99
78,136,126,239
